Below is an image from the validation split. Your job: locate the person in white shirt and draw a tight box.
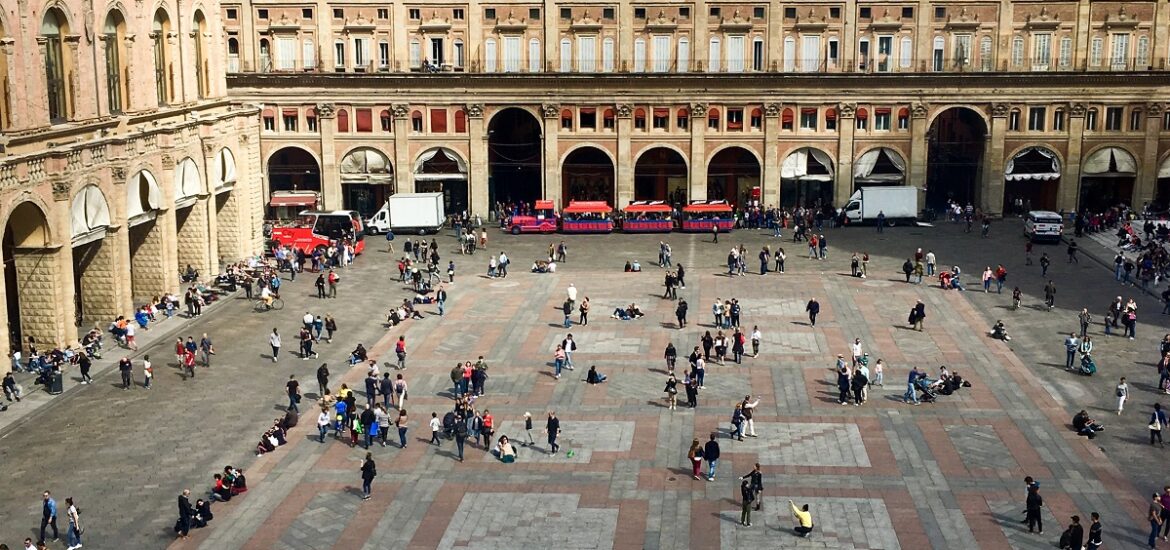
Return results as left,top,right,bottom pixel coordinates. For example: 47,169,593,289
567,283,578,307
1117,377,1129,415
750,327,762,357
269,329,281,362
143,356,153,389
925,250,937,276
741,395,761,437
850,338,863,367
302,312,314,330
260,286,274,308
429,412,442,445
317,409,331,442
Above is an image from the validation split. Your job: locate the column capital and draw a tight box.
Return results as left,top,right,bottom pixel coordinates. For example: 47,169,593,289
541,103,560,119
764,103,782,118
615,104,633,118
911,103,929,119
465,104,484,118
391,104,409,119
1146,103,1164,118
317,103,337,119
837,103,856,119
1069,103,1087,118
689,103,708,118
990,103,1011,118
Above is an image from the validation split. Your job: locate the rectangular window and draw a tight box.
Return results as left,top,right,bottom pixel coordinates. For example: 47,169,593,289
484,39,496,72
1032,33,1051,70
430,109,447,132
302,8,313,19
932,37,944,71
408,9,420,19
800,108,817,130
1086,110,1098,131
356,109,373,132
376,8,388,19
283,114,297,131
753,7,765,18
934,7,946,19
485,8,496,19
1028,107,1046,131
1164,111,1170,131
825,113,836,130
1130,110,1142,131
856,116,867,130
901,7,913,18
1058,37,1072,69
677,113,688,129
379,42,390,69
752,39,764,71
829,7,840,18
333,8,344,19
899,37,912,68
430,37,444,65
603,8,615,19
454,41,465,68
636,113,647,130
226,9,237,19
634,7,647,19
334,41,346,68
409,40,422,69
604,38,616,72
560,8,571,20
858,38,869,71
564,39,577,72
580,110,596,129
1008,111,1019,131
1110,33,1130,70
1090,37,1103,67
453,9,464,19
727,108,744,130
651,35,668,72
784,7,797,18
801,36,821,72
503,36,521,72
263,116,275,131
1053,110,1065,131
354,38,369,70
710,7,721,17
727,35,745,72
679,7,690,18
897,112,909,129
604,111,616,129
828,39,838,68
276,37,296,70
529,8,541,19
874,110,891,130
306,115,317,132
1105,107,1123,131
653,111,668,129
709,38,721,72
381,113,392,131
750,110,762,129
411,116,422,132
859,7,871,19
877,36,892,72
954,34,972,67
257,9,268,19
303,39,316,70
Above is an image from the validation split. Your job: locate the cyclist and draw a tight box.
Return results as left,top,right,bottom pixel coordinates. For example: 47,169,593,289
260,285,275,309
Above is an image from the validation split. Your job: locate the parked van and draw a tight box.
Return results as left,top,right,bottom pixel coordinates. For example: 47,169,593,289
1024,210,1065,242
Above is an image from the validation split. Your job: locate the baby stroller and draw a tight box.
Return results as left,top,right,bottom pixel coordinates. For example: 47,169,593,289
1079,353,1097,376
442,411,457,439
914,378,937,403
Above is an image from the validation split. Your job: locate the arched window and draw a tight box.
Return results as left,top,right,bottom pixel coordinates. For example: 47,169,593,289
782,36,795,72
153,10,173,105
856,108,868,130
750,108,763,129
259,38,271,71
677,108,689,129
560,38,572,72
42,8,72,122
897,107,910,130
932,36,945,71
1008,109,1021,131
337,109,350,132
1011,36,1025,68
781,108,793,130
380,109,391,132
899,37,912,69
634,108,646,130
707,107,720,129
603,108,615,129
561,109,573,130
454,109,467,133
453,39,465,68
193,11,208,98
103,10,129,113
602,37,615,72
411,110,423,132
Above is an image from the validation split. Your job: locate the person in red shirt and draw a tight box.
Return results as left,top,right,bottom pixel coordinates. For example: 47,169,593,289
183,349,196,378
481,409,494,443
395,336,407,370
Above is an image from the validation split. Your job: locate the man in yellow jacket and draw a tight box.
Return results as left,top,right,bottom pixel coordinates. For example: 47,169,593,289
790,500,813,538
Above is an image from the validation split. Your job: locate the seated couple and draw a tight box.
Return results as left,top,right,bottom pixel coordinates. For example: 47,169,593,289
211,466,248,502
610,303,646,320
938,271,965,291
532,260,557,273
491,435,518,463
256,418,289,455
623,260,642,272
1072,410,1104,438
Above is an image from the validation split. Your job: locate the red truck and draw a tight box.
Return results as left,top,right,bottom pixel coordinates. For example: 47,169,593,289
270,210,367,255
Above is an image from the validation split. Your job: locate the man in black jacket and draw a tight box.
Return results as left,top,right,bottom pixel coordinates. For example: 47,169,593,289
316,363,330,396
741,463,764,511
176,489,194,539
703,433,721,481
546,411,561,454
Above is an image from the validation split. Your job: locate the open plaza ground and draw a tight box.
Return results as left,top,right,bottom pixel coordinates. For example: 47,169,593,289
0,219,1165,549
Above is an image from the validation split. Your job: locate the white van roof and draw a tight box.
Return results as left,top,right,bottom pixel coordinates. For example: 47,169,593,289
1028,210,1063,219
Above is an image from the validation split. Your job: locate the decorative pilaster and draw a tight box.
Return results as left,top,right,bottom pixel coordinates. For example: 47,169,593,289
689,103,708,202
762,103,781,207
982,104,1009,214
391,104,413,194
907,103,929,213
467,104,488,217
835,103,856,207
541,104,561,206
1136,103,1165,207
616,104,634,207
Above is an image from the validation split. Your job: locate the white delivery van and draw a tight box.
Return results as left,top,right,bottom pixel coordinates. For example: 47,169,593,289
365,192,446,235
1024,210,1064,243
842,187,919,225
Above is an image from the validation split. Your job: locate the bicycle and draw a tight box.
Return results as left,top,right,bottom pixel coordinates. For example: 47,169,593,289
255,297,285,312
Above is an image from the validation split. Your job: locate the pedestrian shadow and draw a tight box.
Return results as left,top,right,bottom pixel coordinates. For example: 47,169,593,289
646,399,668,408
547,323,565,328
658,322,679,330
790,321,812,327
647,368,670,375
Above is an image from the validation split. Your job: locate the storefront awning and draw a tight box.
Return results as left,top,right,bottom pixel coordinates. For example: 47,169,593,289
1004,146,1061,182
781,148,835,182
270,194,319,207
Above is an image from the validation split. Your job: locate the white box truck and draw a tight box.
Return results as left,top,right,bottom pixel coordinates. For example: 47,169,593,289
842,187,919,226
365,192,446,235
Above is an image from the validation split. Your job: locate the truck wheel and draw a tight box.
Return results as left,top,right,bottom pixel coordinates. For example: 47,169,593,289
511,226,521,235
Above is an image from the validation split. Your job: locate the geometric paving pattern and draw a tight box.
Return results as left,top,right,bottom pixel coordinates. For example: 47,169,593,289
987,500,1063,550
437,493,618,550
720,497,900,549
944,425,1018,470
278,492,359,550
735,422,872,467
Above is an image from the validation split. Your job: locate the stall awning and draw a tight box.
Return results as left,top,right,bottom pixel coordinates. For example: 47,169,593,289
1004,147,1061,182
1160,158,1170,179
563,201,613,214
1083,147,1137,175
624,201,672,213
683,200,732,213
853,147,906,182
270,193,319,207
781,148,835,182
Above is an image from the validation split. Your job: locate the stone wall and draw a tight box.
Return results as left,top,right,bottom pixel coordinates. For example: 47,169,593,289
13,249,63,352
175,202,211,279
129,220,167,302
74,239,121,327
215,191,240,265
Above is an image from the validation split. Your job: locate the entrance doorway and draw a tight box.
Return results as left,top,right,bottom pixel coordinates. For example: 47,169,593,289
927,107,987,210
780,147,835,208
561,147,615,204
1080,147,1137,212
707,147,760,207
415,147,469,215
487,108,543,211
340,147,394,217
1004,147,1061,214
3,202,54,351
70,185,114,327
634,147,688,206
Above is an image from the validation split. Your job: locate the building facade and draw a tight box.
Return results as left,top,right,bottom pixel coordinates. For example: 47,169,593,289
222,0,1170,220
0,0,265,371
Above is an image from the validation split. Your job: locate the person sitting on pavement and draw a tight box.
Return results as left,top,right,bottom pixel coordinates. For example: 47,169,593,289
349,344,368,365
493,435,517,463
1072,409,1104,438
586,365,608,384
631,260,642,272
990,320,1011,341
624,260,633,272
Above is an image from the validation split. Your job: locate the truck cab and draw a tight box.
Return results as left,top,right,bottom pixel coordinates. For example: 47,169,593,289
366,204,391,235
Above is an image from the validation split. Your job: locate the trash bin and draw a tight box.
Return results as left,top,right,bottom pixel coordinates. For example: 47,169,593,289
48,372,63,395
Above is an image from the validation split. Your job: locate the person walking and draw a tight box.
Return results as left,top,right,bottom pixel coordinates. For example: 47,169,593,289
553,345,566,380
1064,333,1080,370
1067,239,1079,263
687,438,703,479
1153,403,1169,447
395,336,407,370
676,299,688,329
739,479,756,526
1025,484,1044,534
910,300,926,331
65,497,81,550
395,408,409,448
359,452,376,500
546,411,561,454
269,328,281,362
435,285,447,316
741,463,763,511
317,363,330,396
143,355,153,389
1078,309,1092,338
1117,377,1129,415
41,491,59,543
579,298,590,326
286,375,301,412
805,298,820,326
1044,281,1056,310
119,357,133,389
317,407,331,443
453,412,468,461
199,333,214,367
1150,493,1164,549
429,412,442,445
561,334,577,370
750,326,761,357
703,432,721,481
741,395,760,437
903,366,921,405
176,489,193,540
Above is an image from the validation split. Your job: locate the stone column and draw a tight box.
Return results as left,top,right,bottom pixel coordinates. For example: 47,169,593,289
318,103,341,209
49,181,78,345
467,103,488,217
109,163,135,314
175,200,212,279
201,140,222,270
156,153,180,297
1135,103,1165,206
908,102,929,213
981,103,1009,214
1061,103,1087,212
616,104,634,206
541,103,562,206
762,103,781,207
835,103,856,207
393,104,413,193
689,102,707,201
